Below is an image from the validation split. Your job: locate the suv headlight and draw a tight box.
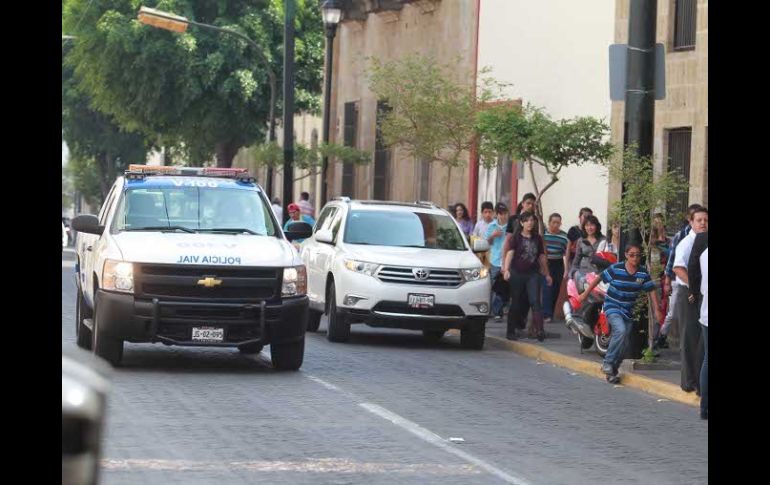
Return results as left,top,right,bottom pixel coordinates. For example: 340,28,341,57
282,265,307,297
462,267,489,282
102,260,134,293
343,259,380,277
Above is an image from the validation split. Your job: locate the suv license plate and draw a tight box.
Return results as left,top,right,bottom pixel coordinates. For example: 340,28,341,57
192,327,224,342
408,294,434,309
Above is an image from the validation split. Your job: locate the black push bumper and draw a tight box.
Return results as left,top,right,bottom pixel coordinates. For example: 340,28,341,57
95,290,308,347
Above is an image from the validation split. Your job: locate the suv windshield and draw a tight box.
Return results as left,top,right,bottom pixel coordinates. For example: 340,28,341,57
113,186,276,236
344,210,466,250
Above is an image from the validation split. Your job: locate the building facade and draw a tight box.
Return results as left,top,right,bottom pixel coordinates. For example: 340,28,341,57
608,0,708,218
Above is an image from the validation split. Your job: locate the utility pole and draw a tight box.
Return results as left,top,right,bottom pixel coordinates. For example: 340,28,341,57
282,0,296,224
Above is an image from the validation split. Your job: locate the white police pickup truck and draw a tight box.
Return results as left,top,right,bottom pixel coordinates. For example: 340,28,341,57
72,165,313,370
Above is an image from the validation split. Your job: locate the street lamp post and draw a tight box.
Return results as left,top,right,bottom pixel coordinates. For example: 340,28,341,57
320,1,342,204
137,7,277,183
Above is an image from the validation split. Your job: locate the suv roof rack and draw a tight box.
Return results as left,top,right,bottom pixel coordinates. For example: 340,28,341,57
332,196,351,202
355,200,440,209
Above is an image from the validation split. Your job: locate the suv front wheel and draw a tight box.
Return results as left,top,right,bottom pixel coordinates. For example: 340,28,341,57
460,320,486,350
326,284,350,342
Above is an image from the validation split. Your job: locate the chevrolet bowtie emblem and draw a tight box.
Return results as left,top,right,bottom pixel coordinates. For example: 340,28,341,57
197,277,223,288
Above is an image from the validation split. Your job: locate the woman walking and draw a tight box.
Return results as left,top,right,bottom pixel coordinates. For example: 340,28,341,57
503,211,552,341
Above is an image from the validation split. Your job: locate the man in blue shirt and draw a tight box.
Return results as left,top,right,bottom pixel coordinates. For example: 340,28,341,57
579,243,663,383
485,203,509,320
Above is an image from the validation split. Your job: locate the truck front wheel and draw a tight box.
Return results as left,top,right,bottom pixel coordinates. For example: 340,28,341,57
271,338,305,371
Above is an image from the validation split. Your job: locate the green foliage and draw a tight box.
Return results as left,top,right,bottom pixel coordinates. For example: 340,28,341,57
246,141,371,181
607,145,689,263
62,42,148,200
62,0,324,166
477,103,614,227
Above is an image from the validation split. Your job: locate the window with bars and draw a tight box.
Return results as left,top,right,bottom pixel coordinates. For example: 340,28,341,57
673,0,696,50
373,101,391,200
667,128,692,219
342,102,358,197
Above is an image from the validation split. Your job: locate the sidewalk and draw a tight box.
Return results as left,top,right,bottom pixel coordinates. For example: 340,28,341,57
475,317,700,407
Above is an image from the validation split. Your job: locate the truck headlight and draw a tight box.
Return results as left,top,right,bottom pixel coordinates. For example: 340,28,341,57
282,265,307,297
102,260,134,293
462,267,489,281
343,259,380,277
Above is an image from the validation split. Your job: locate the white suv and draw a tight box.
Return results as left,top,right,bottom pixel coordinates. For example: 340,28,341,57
300,199,491,349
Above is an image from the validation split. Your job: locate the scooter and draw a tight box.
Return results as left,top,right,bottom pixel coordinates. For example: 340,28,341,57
563,251,617,357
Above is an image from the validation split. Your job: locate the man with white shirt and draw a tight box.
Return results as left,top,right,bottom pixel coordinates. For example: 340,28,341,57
672,207,708,393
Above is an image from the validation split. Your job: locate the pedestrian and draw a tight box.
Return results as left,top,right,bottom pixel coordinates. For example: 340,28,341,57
503,193,537,328
284,203,316,243
650,213,671,338
453,202,474,239
542,213,569,323
503,211,551,341
472,201,495,238
568,214,607,293
271,197,283,222
688,234,708,420
654,204,703,349
484,203,510,321
505,193,537,236
567,207,593,264
297,191,315,218
579,243,662,383
599,220,620,255
672,206,708,393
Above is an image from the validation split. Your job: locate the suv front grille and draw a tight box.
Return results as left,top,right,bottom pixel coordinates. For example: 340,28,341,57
376,266,463,287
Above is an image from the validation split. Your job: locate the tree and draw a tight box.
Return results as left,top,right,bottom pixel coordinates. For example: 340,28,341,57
477,103,615,230
367,55,498,206
62,0,324,167
245,141,371,183
607,145,689,355
62,46,148,202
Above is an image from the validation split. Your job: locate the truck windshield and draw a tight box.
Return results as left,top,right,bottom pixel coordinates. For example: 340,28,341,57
113,186,276,236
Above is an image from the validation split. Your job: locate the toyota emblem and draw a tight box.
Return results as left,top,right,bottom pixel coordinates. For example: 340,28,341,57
412,268,430,280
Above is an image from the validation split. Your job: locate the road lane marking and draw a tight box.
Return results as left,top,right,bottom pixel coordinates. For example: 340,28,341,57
101,458,481,475
305,375,531,485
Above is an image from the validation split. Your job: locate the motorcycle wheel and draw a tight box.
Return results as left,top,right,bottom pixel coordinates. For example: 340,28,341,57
595,332,611,357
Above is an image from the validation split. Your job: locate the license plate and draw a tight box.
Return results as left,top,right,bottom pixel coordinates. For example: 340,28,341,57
192,327,224,342
408,293,435,309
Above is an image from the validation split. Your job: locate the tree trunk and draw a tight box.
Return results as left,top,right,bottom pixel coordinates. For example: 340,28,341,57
215,141,240,168
444,164,453,208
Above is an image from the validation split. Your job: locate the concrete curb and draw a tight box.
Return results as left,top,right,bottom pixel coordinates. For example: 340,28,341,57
452,330,700,407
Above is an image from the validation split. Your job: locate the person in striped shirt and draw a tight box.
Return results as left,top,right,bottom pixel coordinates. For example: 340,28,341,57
579,243,663,382
542,213,569,322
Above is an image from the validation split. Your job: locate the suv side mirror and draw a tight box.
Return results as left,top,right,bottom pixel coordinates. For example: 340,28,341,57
315,229,334,244
71,215,104,236
472,239,490,253
285,222,313,241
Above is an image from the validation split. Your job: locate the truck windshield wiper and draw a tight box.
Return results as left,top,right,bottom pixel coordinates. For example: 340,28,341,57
201,228,261,235
126,226,196,233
